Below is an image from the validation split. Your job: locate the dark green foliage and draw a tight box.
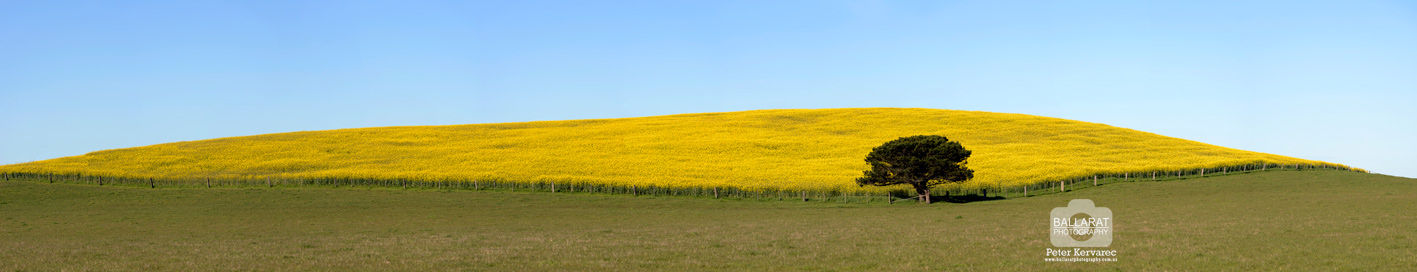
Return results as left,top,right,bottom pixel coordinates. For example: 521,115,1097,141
856,135,974,202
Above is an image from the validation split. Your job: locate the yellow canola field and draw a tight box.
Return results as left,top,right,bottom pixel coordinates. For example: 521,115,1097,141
0,108,1354,192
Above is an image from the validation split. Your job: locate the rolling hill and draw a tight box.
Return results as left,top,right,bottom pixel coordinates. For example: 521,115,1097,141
0,108,1356,193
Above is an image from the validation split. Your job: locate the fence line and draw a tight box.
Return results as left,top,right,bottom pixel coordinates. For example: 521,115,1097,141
0,162,1359,204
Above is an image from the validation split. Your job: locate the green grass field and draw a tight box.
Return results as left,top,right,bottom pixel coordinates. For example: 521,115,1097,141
2,170,1413,271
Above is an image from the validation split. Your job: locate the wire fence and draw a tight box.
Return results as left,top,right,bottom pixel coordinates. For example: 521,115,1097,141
0,163,1358,204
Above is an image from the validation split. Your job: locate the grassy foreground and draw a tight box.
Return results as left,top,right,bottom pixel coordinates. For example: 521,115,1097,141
1,170,1412,271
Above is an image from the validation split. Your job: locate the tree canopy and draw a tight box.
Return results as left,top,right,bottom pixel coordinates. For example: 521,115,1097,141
856,135,974,203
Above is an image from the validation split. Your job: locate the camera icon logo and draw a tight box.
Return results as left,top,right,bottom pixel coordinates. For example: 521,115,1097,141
1050,199,1112,247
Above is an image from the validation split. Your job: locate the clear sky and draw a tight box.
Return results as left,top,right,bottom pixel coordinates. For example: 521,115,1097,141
2,1,1414,177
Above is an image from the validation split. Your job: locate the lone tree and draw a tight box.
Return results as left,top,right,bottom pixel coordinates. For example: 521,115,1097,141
856,135,974,203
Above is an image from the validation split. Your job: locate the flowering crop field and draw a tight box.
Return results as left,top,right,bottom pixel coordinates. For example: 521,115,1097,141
0,108,1355,193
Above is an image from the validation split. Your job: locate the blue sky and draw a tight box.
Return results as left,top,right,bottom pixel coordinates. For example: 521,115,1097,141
2,1,1414,177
